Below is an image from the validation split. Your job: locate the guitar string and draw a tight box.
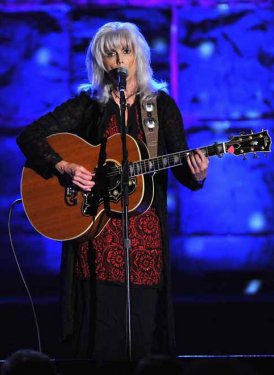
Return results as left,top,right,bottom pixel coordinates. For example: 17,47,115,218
104,141,261,179
99,134,265,178
104,145,217,178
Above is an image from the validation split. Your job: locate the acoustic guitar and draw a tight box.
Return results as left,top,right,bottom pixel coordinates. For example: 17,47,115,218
20,130,271,241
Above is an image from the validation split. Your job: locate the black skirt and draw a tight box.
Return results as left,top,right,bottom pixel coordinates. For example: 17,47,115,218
70,281,160,361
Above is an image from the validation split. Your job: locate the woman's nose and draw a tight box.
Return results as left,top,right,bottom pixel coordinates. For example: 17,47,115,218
116,53,123,65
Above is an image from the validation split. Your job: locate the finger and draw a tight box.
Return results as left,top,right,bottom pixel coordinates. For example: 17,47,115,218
73,179,95,191
186,155,196,174
73,175,95,186
195,149,205,158
74,167,93,177
193,151,209,169
188,153,201,171
196,149,209,166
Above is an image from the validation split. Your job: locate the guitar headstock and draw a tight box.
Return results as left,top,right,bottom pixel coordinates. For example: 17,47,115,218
225,130,272,157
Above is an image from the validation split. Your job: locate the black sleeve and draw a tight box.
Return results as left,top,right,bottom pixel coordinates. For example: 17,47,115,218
158,91,204,190
16,91,92,176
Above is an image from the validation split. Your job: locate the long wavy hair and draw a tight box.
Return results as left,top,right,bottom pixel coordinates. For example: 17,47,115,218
81,21,168,103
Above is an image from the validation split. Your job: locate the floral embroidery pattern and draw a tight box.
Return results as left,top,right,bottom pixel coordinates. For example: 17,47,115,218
93,209,162,286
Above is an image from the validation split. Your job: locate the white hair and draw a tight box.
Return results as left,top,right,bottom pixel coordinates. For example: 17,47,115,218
80,21,168,103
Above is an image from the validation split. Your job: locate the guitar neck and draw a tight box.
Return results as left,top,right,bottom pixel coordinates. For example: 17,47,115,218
129,142,225,177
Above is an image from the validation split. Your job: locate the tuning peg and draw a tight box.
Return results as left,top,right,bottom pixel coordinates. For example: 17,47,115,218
253,152,258,159
243,154,247,160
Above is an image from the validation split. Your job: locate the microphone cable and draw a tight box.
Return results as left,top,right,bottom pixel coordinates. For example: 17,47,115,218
7,198,42,353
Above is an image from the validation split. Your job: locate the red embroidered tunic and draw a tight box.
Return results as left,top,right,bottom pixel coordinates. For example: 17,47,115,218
75,106,163,286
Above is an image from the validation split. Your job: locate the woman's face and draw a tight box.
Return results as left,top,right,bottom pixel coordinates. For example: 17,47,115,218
102,43,137,86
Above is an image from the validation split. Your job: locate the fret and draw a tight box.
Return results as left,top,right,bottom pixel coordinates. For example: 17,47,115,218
158,156,163,170
142,160,147,174
141,160,146,174
129,164,134,177
162,157,168,168
136,162,141,175
174,154,180,165
202,147,209,157
154,157,159,171
133,163,137,175
148,160,154,171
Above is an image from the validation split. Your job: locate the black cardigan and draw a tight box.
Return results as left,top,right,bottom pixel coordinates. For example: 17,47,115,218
17,90,203,356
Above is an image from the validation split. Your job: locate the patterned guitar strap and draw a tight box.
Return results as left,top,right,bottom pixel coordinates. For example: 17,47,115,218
140,93,159,158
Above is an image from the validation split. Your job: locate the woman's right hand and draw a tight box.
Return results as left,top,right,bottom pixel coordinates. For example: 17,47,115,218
55,160,95,191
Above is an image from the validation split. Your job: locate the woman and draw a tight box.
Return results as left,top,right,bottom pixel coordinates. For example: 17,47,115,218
17,21,209,361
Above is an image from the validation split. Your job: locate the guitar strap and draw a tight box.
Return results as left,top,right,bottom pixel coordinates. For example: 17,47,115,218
140,94,159,158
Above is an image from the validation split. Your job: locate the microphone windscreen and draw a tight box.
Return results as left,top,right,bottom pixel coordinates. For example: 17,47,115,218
109,68,128,90
116,67,128,76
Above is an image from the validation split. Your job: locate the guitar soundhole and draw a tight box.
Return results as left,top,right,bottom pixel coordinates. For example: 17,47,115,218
81,161,137,217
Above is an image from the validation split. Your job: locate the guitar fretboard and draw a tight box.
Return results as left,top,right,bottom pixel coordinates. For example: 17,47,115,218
127,143,225,177
109,130,271,178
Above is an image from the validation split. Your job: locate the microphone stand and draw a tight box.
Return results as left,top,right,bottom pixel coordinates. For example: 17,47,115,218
119,86,132,361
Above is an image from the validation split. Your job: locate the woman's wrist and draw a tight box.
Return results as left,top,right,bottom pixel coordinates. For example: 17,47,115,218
55,160,68,174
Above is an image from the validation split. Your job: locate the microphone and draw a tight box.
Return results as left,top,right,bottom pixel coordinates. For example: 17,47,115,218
109,67,128,92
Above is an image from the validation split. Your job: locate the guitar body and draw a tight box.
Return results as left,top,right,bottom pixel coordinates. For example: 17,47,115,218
21,133,153,241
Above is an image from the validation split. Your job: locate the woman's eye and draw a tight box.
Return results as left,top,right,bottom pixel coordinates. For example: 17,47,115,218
106,51,116,57
123,48,131,54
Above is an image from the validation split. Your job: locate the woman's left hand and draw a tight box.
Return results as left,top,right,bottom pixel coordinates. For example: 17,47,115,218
187,149,209,183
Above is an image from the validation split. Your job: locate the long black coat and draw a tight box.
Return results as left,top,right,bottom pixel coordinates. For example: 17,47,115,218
17,90,203,357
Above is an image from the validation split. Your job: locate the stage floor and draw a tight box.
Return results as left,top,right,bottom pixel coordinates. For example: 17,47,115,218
1,297,274,374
